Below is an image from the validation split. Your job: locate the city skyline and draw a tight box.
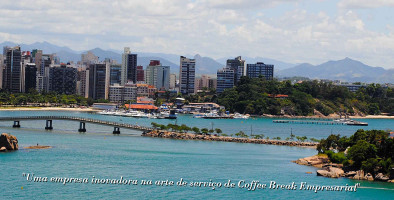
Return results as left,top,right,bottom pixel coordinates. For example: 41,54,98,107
0,0,393,69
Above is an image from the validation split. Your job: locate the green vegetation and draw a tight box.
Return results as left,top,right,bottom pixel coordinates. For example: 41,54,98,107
317,129,394,176
216,77,393,116
0,89,103,107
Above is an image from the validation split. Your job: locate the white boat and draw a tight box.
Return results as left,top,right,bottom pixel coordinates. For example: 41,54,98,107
233,113,250,119
193,114,205,118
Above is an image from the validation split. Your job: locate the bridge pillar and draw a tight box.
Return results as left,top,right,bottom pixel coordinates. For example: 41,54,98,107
78,122,86,132
45,120,53,130
113,127,120,134
13,121,20,128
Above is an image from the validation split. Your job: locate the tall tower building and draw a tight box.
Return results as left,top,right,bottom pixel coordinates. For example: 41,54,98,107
216,67,234,93
145,60,170,91
2,46,22,93
47,64,77,95
226,56,245,84
89,63,110,100
179,56,195,95
23,63,37,93
110,64,122,85
0,54,3,89
121,47,137,85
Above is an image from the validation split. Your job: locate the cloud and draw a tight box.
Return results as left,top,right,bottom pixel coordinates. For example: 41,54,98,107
338,0,394,9
0,0,393,69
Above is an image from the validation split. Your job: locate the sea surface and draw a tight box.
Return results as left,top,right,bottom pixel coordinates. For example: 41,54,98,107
0,111,393,199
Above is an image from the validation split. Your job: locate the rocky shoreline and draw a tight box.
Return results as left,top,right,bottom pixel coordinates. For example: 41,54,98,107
142,130,317,147
294,155,394,183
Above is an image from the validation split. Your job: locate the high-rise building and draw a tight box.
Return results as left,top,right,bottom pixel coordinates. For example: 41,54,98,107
81,51,99,65
77,67,89,98
121,47,137,85
23,63,37,93
246,62,274,80
47,64,77,95
226,56,245,84
89,63,110,100
179,56,195,95
40,54,53,76
216,67,234,93
2,46,22,93
209,78,217,90
136,66,144,82
0,54,3,88
145,60,170,91
110,64,122,85
169,73,176,89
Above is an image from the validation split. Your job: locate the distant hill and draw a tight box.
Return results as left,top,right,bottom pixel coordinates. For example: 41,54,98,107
194,54,224,75
277,57,393,83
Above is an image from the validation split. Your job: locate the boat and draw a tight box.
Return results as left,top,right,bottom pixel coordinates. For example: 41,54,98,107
233,113,250,119
193,114,205,118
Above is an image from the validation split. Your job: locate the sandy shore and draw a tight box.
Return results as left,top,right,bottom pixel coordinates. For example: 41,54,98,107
0,107,98,112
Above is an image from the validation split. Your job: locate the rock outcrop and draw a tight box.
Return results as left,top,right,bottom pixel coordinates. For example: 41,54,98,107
317,167,344,178
293,155,329,167
0,133,19,151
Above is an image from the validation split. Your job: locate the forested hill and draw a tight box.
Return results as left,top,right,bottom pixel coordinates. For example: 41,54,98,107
216,77,393,116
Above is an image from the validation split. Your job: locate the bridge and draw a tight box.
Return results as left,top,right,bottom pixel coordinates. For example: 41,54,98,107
0,116,154,134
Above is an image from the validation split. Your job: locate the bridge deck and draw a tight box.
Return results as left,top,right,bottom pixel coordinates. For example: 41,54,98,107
0,116,154,131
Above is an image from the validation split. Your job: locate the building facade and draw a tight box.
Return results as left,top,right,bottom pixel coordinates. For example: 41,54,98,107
246,62,274,80
121,47,137,85
216,67,234,93
179,56,195,95
226,56,245,84
23,63,37,93
47,64,77,95
2,46,22,93
136,66,144,82
109,84,137,103
110,64,122,85
89,63,110,100
145,60,170,91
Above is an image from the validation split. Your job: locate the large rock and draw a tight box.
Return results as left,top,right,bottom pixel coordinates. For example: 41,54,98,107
375,173,389,182
316,167,344,178
294,155,329,167
352,170,365,180
0,133,19,151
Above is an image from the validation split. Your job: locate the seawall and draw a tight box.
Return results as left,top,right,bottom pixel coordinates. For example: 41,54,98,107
142,130,317,148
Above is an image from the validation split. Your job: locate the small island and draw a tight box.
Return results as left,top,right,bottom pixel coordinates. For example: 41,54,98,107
295,129,394,182
24,145,52,149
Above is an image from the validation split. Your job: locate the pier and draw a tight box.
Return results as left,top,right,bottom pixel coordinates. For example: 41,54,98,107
273,119,368,126
0,116,154,134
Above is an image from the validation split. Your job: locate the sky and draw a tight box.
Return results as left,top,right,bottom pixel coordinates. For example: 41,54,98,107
0,0,393,69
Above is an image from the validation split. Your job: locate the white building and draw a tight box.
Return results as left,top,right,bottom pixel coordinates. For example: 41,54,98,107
179,56,195,94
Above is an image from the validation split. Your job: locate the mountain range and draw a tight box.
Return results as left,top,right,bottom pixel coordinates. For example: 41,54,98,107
276,58,393,83
1,41,392,83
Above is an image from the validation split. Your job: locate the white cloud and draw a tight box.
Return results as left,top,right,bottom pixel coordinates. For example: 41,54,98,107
0,0,393,69
338,0,394,9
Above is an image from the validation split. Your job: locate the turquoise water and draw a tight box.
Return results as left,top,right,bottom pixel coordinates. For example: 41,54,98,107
0,111,393,199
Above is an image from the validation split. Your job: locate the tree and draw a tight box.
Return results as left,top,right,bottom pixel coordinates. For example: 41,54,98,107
347,140,377,168
192,127,200,134
201,128,209,135
215,128,222,135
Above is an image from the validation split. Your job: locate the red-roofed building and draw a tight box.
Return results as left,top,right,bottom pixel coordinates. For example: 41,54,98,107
390,132,394,139
125,104,158,111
